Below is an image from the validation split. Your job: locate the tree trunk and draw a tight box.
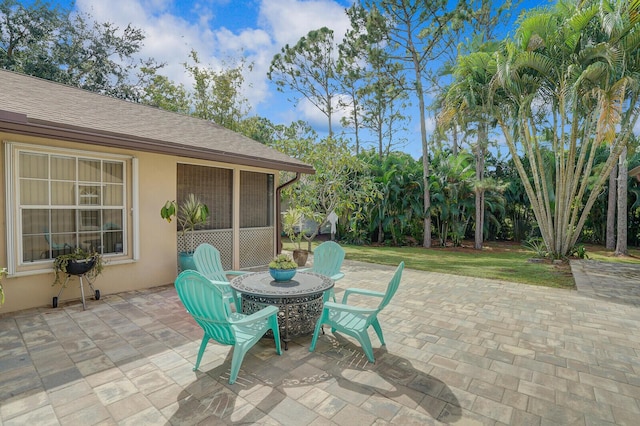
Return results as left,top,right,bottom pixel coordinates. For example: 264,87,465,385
474,124,487,250
378,207,384,243
409,47,431,248
615,146,628,256
452,126,458,156
420,99,431,248
606,162,617,250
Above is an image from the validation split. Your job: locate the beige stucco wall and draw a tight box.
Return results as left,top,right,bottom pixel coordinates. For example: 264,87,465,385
0,132,278,314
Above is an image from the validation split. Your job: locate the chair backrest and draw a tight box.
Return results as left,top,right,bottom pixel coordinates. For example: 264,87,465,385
43,227,67,250
174,270,236,346
193,243,229,282
377,262,404,311
311,241,345,277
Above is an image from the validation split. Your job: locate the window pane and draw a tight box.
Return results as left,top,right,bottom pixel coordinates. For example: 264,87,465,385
20,179,48,205
79,185,101,205
51,181,75,205
51,156,75,180
23,235,47,262
79,159,101,182
79,232,101,253
22,209,48,235
103,184,123,206
104,161,123,183
103,210,123,229
47,233,75,254
104,231,123,253
79,210,101,231
19,152,48,179
52,209,76,233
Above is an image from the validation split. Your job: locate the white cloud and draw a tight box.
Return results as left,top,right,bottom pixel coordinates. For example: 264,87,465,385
73,0,352,114
258,0,351,47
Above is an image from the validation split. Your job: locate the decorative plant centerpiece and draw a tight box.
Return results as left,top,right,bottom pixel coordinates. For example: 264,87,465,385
161,193,210,271
0,267,7,306
268,254,298,282
53,247,104,286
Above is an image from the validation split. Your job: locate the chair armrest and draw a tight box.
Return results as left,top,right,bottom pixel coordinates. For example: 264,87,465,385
323,301,377,315
342,288,384,304
232,305,279,325
298,269,343,281
224,270,247,276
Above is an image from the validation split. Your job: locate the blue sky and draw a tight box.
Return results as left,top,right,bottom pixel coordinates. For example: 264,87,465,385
49,0,544,158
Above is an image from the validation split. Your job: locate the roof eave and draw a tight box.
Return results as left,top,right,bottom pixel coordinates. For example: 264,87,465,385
0,112,316,175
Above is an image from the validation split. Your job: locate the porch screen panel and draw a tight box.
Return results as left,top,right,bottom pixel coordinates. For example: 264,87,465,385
18,151,126,263
177,164,232,229
240,171,274,228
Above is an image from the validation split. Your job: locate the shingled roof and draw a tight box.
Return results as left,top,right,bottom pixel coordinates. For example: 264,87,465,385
0,70,314,174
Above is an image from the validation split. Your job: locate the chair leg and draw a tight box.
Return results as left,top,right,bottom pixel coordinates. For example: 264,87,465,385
320,290,334,335
356,330,376,363
229,345,250,384
309,314,325,353
194,336,210,371
232,289,242,313
270,316,282,355
371,318,385,346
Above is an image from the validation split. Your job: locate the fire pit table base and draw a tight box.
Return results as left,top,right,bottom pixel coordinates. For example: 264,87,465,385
230,271,335,351
241,294,325,350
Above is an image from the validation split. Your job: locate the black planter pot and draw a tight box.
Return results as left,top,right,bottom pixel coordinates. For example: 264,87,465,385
66,258,96,276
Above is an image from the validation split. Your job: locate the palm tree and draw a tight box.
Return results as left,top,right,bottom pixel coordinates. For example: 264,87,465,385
439,45,499,249
431,151,476,246
489,0,640,258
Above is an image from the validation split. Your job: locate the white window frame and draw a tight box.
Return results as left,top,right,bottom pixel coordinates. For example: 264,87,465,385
4,142,138,275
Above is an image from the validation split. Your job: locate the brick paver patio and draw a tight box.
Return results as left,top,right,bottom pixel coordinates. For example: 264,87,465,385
1,259,639,425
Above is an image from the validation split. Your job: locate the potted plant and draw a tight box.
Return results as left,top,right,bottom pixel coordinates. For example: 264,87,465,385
268,254,298,282
52,247,104,286
282,208,308,266
161,193,210,271
0,267,7,306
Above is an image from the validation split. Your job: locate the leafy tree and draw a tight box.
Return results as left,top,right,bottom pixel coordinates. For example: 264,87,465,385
491,0,640,258
268,27,339,136
430,151,476,246
362,150,423,244
138,67,191,114
366,0,467,248
278,137,380,250
0,0,64,76
338,4,409,156
336,4,368,152
0,0,162,100
237,116,278,145
185,50,251,131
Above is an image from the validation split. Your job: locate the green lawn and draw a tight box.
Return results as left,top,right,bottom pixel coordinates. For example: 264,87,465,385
283,240,640,289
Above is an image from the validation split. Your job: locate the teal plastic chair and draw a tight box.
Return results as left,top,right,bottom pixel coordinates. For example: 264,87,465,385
309,262,404,363
175,270,281,384
300,241,345,302
44,228,73,251
193,243,246,312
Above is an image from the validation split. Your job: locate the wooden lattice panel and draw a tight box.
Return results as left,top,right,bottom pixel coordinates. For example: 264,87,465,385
177,229,233,269
240,227,274,268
